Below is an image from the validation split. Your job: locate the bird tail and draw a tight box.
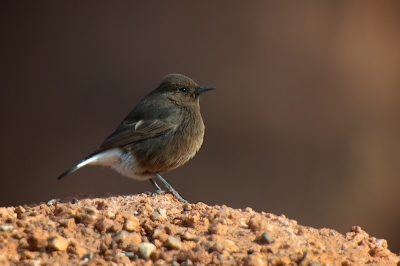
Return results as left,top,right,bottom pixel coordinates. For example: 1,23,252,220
58,152,100,180
58,148,123,180
58,158,93,180
58,165,80,179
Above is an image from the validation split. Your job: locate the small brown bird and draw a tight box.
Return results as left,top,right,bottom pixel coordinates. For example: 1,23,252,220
58,73,215,202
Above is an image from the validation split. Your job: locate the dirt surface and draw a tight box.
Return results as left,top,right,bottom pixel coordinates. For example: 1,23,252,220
0,193,398,265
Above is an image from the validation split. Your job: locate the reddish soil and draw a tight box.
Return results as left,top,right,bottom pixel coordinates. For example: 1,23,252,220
0,193,399,265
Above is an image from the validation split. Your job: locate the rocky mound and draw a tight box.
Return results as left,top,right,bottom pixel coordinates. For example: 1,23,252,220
0,193,398,265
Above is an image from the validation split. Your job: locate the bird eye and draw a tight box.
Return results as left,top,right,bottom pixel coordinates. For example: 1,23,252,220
179,87,187,93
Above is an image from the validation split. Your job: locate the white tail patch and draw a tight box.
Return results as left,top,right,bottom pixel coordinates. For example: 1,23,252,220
78,148,124,168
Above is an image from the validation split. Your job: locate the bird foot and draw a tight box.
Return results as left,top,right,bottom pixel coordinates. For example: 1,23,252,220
143,189,166,196
143,189,188,203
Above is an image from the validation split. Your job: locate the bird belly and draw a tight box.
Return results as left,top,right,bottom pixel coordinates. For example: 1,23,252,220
110,152,153,181
84,147,152,181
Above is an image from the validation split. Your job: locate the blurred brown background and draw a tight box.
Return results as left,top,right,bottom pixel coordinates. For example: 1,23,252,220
1,1,400,252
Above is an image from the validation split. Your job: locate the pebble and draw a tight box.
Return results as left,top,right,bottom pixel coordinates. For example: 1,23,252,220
123,251,137,260
12,230,26,239
113,230,130,243
19,238,30,249
46,199,61,206
243,254,267,266
209,223,228,235
27,231,48,250
239,218,249,228
259,232,274,244
180,259,194,265
59,218,76,229
213,239,238,253
94,218,114,232
22,250,38,259
47,235,69,251
171,261,180,266
180,231,200,243
103,210,116,219
154,259,168,265
0,225,13,231
14,206,26,214
124,216,140,232
26,259,41,266
139,242,156,259
165,236,182,250
78,257,89,265
151,208,167,221
248,216,268,232
113,230,142,249
69,240,87,259
153,229,169,242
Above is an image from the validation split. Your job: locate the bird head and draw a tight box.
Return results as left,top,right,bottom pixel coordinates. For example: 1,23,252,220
157,74,216,106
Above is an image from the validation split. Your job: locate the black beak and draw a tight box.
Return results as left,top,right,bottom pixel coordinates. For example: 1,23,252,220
195,86,216,97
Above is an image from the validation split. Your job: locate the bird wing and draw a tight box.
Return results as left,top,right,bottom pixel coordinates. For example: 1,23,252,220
98,119,176,150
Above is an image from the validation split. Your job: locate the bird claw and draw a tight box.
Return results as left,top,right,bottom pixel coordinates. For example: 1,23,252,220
152,189,167,195
143,190,166,196
143,189,187,203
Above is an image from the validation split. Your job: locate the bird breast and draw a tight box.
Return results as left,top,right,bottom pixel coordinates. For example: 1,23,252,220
130,108,205,174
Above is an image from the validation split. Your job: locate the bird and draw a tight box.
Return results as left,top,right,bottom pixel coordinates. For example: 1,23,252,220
58,73,216,203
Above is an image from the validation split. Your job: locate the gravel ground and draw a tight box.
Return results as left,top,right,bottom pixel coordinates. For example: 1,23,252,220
0,193,398,265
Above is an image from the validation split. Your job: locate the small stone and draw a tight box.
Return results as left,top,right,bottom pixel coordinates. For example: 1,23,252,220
113,230,129,243
59,218,76,229
17,220,29,228
139,242,156,259
165,236,182,250
180,231,200,243
171,261,180,266
26,259,42,266
151,208,167,221
68,240,87,259
82,252,94,260
208,223,228,235
153,229,169,242
14,206,26,214
22,251,38,259
243,254,267,266
81,227,99,238
104,210,116,219
180,259,194,266
47,235,69,251
0,225,13,232
213,239,238,253
18,238,30,249
95,218,114,232
239,218,249,228
278,257,291,264
123,251,137,260
12,230,26,239
153,259,166,265
27,231,48,250
124,217,140,232
259,232,274,244
47,199,61,206
78,258,89,265
248,216,268,232
113,230,141,250
309,262,322,266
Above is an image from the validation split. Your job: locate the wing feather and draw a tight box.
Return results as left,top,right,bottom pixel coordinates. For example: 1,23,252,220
98,119,175,150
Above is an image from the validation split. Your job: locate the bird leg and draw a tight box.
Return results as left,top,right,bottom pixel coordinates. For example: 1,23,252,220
149,178,166,195
151,173,188,203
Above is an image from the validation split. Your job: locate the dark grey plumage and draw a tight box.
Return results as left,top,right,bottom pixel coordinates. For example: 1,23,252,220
59,74,215,202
